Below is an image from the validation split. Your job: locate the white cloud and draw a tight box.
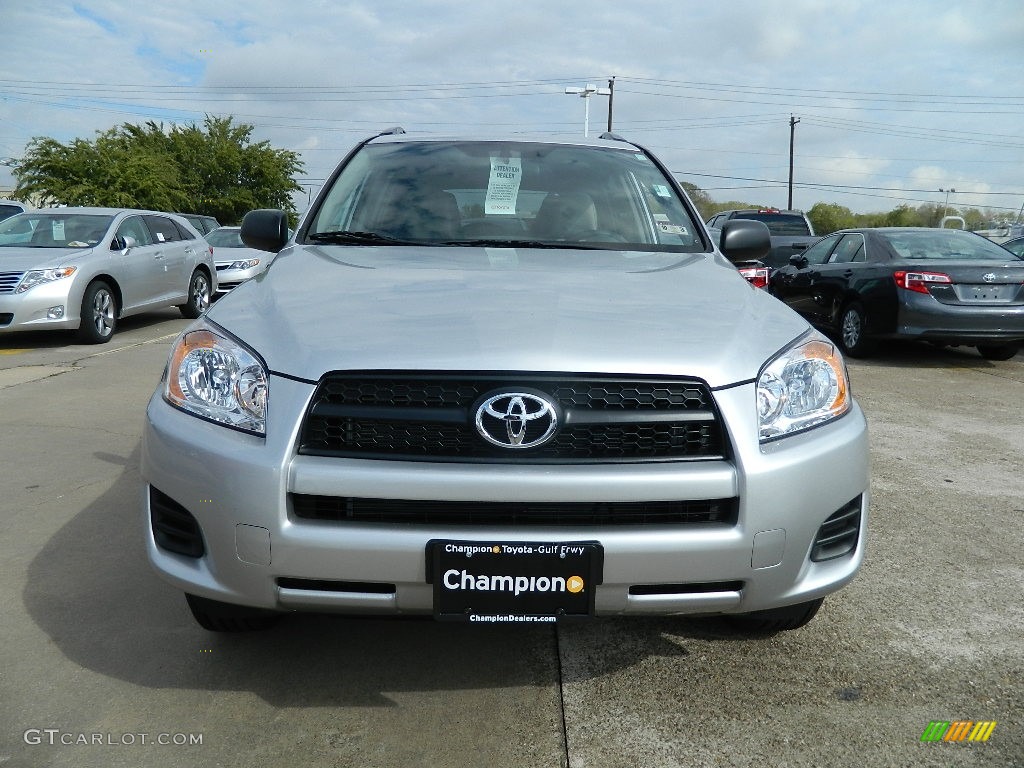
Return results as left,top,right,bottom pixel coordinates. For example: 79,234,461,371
1,0,1022,215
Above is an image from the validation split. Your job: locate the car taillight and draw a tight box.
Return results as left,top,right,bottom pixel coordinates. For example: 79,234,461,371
739,265,770,289
893,270,951,294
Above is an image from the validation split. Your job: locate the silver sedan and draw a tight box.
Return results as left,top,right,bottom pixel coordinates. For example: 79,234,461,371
206,226,275,296
0,207,216,342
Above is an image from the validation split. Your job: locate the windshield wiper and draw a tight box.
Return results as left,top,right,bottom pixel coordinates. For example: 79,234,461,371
308,230,420,245
440,238,605,250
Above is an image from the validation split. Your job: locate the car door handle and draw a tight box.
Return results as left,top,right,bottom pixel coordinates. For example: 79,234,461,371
843,270,854,278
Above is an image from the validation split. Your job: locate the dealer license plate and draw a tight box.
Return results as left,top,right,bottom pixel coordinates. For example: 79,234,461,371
427,539,603,622
963,284,1010,302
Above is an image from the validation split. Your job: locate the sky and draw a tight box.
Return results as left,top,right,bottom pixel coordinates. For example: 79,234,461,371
1,0,1023,220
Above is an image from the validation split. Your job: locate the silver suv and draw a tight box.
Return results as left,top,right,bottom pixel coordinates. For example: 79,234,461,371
0,207,216,342
142,132,869,632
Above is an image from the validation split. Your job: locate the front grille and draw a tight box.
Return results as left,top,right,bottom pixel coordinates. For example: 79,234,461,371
299,373,725,463
149,486,205,558
0,271,23,294
291,495,738,526
629,581,744,595
277,578,396,594
810,496,862,562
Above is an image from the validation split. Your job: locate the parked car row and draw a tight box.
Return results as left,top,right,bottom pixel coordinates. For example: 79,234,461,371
0,208,277,343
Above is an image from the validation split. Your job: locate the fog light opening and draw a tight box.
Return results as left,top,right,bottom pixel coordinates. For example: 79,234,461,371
47,305,65,319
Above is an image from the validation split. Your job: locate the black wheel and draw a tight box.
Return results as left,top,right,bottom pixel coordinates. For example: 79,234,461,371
77,280,117,343
725,598,824,635
179,269,211,319
977,344,1018,361
185,594,281,632
838,302,875,357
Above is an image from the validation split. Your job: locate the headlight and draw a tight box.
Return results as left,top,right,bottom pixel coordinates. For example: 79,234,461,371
227,258,260,270
164,327,267,435
757,338,850,442
16,266,77,293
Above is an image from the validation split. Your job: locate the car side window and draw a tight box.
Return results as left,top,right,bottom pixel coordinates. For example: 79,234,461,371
828,234,866,264
171,219,197,241
801,235,839,265
116,216,154,246
145,215,182,243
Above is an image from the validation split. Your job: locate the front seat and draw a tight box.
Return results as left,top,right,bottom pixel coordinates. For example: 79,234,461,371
531,192,598,240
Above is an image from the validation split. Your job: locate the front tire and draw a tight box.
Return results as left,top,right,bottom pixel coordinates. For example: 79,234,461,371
977,344,1018,361
838,302,875,357
185,594,281,632
725,598,824,634
77,280,117,344
179,269,211,319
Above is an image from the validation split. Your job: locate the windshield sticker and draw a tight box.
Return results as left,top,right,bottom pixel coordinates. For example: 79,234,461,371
652,184,672,198
52,221,66,240
658,222,689,236
485,156,522,215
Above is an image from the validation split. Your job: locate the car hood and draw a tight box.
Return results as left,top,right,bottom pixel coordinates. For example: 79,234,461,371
0,246,93,270
206,244,811,388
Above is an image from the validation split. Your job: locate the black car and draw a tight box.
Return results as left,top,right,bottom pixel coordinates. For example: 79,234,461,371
770,227,1024,360
1003,236,1024,258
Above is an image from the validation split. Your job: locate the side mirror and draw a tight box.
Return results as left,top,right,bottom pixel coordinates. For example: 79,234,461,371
719,219,770,263
112,235,137,251
789,253,809,269
241,209,289,253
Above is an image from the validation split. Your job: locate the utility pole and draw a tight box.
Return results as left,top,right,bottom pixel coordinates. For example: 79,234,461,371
939,187,955,218
606,76,615,133
788,115,800,210
564,82,612,138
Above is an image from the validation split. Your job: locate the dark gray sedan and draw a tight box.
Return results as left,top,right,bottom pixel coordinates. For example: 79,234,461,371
771,227,1024,360
1003,235,1024,258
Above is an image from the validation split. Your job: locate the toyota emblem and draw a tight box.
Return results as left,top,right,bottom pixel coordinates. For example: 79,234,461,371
982,273,997,283
475,392,558,449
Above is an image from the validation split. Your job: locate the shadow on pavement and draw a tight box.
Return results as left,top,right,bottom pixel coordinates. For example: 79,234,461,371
23,445,699,707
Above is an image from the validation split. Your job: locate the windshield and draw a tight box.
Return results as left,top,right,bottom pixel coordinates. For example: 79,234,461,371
884,230,1024,261
306,141,705,252
207,228,245,248
0,213,114,248
736,213,811,236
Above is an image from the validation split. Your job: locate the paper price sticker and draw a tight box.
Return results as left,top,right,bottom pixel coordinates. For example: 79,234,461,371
485,156,522,215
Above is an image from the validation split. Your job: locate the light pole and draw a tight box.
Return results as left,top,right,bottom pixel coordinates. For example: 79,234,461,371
564,83,611,138
939,187,956,218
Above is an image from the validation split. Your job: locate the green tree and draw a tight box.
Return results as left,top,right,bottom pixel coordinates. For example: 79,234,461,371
13,116,304,224
881,204,922,227
678,181,716,220
807,202,855,235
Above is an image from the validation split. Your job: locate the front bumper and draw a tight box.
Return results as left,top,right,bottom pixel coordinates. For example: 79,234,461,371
213,264,263,294
141,375,870,617
0,280,79,333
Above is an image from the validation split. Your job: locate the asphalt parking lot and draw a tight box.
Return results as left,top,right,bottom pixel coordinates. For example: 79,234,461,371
1,312,1021,768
